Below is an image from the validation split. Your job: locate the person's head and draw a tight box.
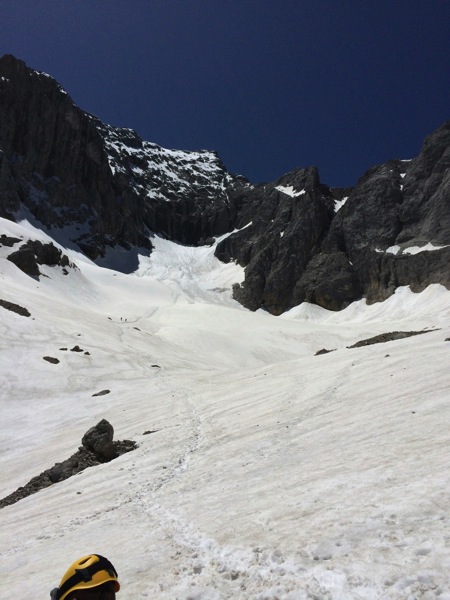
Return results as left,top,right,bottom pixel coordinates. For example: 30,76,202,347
50,554,120,600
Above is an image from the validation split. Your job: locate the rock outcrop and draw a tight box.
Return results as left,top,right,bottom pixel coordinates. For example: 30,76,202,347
217,123,450,312
0,54,241,263
7,240,74,277
216,167,335,314
0,419,137,508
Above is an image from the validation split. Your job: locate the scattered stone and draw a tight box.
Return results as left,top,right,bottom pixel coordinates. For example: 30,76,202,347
92,389,110,397
151,364,161,368
70,345,83,352
59,347,68,351
43,356,60,364
143,430,158,435
84,351,90,355
0,299,31,317
315,348,336,356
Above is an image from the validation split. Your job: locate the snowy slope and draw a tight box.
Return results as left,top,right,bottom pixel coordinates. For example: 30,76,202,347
1,217,450,599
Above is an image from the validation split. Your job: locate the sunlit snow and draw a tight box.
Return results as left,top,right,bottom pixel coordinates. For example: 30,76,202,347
1,217,450,599
403,243,449,255
275,185,306,198
334,196,348,212
378,243,449,255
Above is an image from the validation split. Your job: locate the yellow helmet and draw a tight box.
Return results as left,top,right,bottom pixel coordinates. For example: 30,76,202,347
51,554,120,600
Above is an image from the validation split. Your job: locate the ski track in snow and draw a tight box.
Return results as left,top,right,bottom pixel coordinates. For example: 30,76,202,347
1,218,450,599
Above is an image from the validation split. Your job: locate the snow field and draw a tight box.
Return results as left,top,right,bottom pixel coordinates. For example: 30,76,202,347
1,218,450,598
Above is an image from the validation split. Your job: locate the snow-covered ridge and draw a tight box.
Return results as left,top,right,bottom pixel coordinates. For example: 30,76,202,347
99,122,234,202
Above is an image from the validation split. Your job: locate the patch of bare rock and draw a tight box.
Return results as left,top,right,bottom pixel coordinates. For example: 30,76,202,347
0,298,30,317
346,329,436,348
43,356,60,364
0,419,136,508
315,329,438,355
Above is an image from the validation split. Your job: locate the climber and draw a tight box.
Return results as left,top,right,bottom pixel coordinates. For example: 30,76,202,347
50,554,120,600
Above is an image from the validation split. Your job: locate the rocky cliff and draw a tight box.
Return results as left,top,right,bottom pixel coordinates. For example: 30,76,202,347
0,54,241,261
1,54,449,313
220,123,450,313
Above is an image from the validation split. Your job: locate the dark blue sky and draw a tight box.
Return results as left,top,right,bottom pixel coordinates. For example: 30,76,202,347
1,1,449,186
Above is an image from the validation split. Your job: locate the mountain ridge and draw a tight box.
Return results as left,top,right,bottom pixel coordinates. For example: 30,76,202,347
0,54,449,313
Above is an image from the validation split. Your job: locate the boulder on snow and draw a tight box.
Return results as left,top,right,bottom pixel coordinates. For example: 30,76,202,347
0,419,137,508
82,419,115,460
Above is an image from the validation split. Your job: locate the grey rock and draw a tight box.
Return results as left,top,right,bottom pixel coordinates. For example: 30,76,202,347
315,348,336,356
218,167,335,314
0,299,30,317
0,234,21,247
7,240,73,278
347,330,434,348
0,433,137,508
81,419,115,460
43,356,60,364
7,245,40,277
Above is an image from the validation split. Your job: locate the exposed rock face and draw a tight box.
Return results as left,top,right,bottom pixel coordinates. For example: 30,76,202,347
217,123,450,312
314,124,450,307
216,167,335,314
97,121,241,245
0,55,131,258
1,54,449,313
0,54,241,262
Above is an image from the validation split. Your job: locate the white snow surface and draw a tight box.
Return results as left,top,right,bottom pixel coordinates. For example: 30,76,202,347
402,243,449,255
334,196,349,212
1,217,450,599
379,243,449,256
275,185,306,198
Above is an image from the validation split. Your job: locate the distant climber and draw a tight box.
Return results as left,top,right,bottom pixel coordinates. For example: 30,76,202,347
50,554,120,600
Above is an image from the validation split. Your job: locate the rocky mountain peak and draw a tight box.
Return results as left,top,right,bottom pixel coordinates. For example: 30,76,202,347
0,55,449,313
